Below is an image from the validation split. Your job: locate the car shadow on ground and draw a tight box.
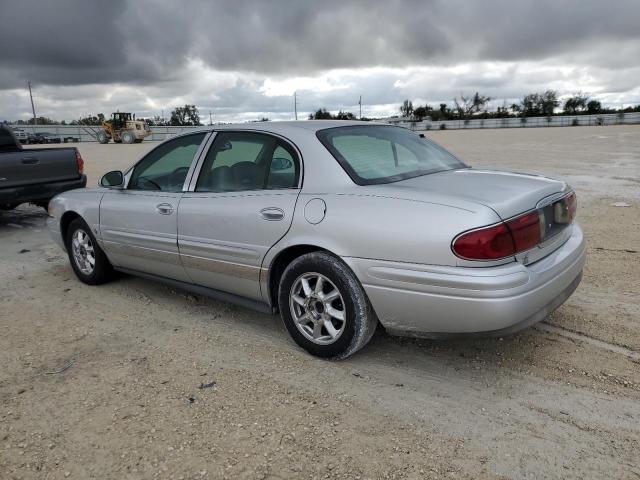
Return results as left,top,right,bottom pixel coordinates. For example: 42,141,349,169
115,272,564,384
0,204,48,230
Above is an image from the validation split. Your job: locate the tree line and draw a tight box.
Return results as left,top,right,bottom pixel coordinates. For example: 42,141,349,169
7,105,205,127
5,96,640,126
396,91,640,121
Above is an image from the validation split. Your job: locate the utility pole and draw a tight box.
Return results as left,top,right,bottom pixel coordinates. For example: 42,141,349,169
209,110,213,125
28,81,37,125
358,95,362,120
294,92,298,120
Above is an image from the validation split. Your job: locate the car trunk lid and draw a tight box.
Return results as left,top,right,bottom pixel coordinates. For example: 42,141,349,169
375,168,574,265
392,168,568,220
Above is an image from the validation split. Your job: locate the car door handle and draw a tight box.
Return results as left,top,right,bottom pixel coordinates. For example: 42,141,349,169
260,207,285,221
21,157,39,165
156,203,174,215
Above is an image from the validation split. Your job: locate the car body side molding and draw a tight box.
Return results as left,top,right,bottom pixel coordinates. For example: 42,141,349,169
114,267,274,315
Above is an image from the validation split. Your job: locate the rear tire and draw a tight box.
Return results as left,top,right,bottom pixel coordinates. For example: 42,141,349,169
121,130,135,144
97,131,109,144
278,252,377,359
65,218,115,285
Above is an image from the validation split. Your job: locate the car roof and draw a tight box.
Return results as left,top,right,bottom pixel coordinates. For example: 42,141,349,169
168,120,401,146
208,120,391,134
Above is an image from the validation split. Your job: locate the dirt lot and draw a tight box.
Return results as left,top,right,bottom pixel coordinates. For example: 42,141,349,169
1,125,639,479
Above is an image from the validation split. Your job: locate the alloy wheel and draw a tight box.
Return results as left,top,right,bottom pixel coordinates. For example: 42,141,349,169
289,272,346,345
71,228,95,275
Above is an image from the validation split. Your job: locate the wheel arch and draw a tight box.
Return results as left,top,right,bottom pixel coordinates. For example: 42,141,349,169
60,210,82,241
266,244,334,310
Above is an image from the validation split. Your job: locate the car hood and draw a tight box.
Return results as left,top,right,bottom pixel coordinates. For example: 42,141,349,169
373,168,568,219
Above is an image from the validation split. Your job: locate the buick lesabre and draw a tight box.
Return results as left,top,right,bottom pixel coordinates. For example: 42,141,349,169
48,121,586,358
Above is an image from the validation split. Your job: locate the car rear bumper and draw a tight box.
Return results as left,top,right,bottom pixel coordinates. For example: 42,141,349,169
343,223,586,337
0,175,86,208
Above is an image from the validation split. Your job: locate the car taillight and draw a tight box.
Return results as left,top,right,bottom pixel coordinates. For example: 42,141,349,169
452,222,516,260
453,210,543,261
75,149,84,174
505,210,540,252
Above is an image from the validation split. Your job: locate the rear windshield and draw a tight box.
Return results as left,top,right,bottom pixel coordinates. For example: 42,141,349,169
316,125,466,185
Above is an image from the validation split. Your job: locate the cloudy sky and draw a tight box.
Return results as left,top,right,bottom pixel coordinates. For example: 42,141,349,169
1,0,639,123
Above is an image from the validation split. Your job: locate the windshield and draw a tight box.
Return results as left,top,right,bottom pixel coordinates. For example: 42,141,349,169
316,125,466,185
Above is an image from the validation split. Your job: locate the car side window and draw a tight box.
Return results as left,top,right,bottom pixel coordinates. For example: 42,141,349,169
196,132,299,192
128,133,206,192
266,145,297,189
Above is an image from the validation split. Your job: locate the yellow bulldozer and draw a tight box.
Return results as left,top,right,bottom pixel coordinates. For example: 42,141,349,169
96,113,151,144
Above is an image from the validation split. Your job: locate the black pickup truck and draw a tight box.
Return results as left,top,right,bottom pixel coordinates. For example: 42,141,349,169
0,124,87,210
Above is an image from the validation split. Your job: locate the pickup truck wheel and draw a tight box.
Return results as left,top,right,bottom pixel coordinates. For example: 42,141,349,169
66,218,114,285
278,252,377,359
97,131,109,144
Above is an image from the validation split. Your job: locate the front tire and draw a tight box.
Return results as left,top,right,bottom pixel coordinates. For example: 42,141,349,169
278,252,377,359
65,218,114,285
97,131,109,144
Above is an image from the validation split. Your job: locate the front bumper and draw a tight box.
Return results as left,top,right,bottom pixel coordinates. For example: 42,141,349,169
344,223,586,338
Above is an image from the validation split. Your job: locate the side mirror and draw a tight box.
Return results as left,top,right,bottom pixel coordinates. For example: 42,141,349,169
100,170,124,189
271,157,293,171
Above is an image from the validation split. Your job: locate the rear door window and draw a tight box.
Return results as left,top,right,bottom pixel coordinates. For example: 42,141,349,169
196,132,300,192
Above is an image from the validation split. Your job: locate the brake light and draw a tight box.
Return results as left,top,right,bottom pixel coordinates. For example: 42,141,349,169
75,149,84,174
452,222,516,260
505,211,540,252
453,210,543,261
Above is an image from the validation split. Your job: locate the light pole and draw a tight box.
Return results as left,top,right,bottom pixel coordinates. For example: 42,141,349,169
28,81,37,125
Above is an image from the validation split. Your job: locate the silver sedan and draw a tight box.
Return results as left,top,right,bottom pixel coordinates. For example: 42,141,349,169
48,121,586,359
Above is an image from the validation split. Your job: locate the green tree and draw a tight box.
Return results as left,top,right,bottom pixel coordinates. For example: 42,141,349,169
520,90,559,117
72,113,105,125
563,93,589,114
453,92,492,119
308,108,333,120
399,99,414,118
540,90,560,116
28,116,57,125
413,105,433,120
335,110,356,120
586,100,602,114
170,104,201,126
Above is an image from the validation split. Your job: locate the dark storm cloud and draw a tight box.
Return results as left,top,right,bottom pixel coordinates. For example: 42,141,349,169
2,0,639,89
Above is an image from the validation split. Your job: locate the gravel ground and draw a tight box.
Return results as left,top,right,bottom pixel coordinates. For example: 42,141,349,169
1,125,638,479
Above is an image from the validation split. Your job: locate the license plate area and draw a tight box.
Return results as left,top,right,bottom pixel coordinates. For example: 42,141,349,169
539,196,571,241
517,192,576,265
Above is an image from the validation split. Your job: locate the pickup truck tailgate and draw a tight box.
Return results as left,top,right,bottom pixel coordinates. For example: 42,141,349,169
0,147,81,188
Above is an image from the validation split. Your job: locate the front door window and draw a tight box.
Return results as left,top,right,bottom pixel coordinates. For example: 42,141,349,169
129,133,206,192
